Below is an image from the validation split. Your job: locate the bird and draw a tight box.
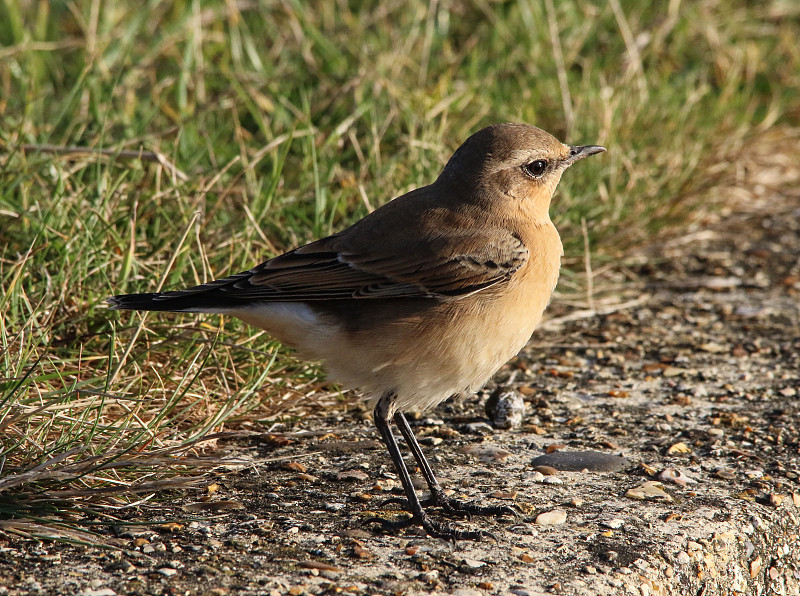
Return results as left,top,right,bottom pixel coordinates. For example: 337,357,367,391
108,123,605,540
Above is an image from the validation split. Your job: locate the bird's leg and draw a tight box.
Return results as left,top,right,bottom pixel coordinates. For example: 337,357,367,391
393,411,518,519
371,392,488,540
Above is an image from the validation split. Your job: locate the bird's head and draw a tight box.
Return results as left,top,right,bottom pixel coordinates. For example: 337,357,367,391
439,123,605,219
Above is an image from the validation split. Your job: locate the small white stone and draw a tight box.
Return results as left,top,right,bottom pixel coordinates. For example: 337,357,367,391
460,558,487,569
658,468,698,487
535,509,567,526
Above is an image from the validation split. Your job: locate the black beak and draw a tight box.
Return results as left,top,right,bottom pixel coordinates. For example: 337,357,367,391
566,145,606,165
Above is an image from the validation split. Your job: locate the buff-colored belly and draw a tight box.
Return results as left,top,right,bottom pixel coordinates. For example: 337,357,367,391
324,256,558,414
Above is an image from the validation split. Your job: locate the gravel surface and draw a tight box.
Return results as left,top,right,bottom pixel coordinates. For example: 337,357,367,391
2,195,799,595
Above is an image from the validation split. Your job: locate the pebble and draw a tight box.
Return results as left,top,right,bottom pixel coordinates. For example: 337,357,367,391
298,561,341,573
662,367,686,378
700,342,727,353
459,558,487,569
603,550,619,563
744,541,756,557
485,388,526,429
116,561,135,574
157,568,178,577
323,502,347,512
751,556,762,578
658,468,698,487
458,444,512,462
601,518,625,529
282,461,307,473
410,417,440,426
666,442,692,454
769,566,780,580
714,468,736,480
531,450,630,472
542,476,563,485
337,470,369,482
525,471,546,482
535,509,567,525
418,570,439,584
625,481,674,502
633,558,649,570
768,493,784,507
464,422,494,435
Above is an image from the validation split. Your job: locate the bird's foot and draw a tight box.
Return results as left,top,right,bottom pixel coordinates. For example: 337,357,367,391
433,491,520,519
367,512,497,542
378,491,519,519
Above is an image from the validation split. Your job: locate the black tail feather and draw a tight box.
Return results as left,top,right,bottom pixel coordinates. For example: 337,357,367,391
106,292,221,312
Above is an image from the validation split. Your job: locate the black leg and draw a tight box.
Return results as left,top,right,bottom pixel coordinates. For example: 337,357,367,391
371,392,489,541
393,411,444,495
393,411,518,519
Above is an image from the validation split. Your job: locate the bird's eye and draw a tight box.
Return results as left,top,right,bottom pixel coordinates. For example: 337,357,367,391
522,160,548,178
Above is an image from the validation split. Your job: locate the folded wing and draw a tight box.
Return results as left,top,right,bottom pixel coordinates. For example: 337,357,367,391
107,227,528,311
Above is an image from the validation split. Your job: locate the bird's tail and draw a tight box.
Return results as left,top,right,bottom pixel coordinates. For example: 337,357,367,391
107,270,256,312
106,292,217,312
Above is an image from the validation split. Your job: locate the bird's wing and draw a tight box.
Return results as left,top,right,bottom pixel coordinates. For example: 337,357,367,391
153,228,528,303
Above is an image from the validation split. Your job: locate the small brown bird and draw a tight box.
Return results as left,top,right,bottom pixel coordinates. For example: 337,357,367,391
108,123,604,540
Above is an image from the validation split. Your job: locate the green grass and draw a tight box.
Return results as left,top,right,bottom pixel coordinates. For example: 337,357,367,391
1,0,798,538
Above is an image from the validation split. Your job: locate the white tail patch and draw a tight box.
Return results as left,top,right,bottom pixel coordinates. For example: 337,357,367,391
229,302,339,361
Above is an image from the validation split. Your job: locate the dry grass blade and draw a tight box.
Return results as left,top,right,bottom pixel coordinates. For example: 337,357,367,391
19,144,189,182
0,520,105,547
544,0,574,138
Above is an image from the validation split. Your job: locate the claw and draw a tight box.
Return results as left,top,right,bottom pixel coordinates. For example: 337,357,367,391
377,496,413,509
367,515,415,533
420,518,488,542
369,512,494,542
496,504,523,518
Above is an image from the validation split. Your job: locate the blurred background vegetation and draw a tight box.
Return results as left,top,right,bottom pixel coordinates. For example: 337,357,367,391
1,0,798,538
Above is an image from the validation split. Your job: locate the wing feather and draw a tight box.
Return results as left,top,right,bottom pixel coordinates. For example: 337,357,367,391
148,191,529,306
